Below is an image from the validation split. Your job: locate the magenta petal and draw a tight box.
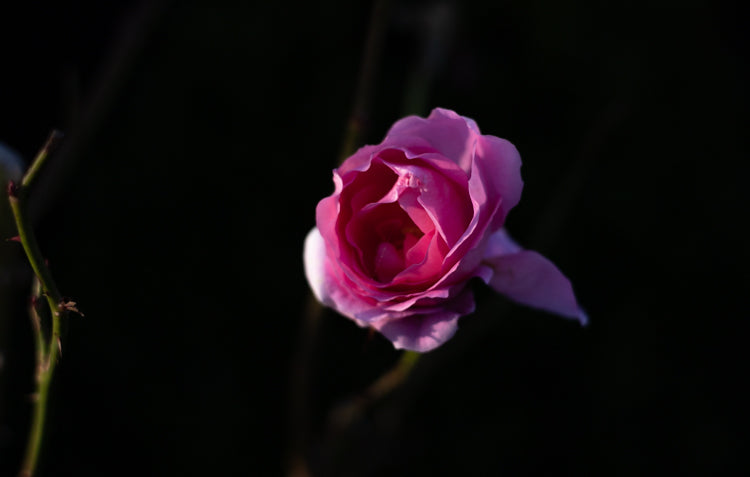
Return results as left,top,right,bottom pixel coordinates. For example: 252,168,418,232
373,290,476,352
484,228,522,257
384,108,480,172
304,227,383,324
397,188,436,234
485,250,587,325
374,242,404,282
475,135,523,229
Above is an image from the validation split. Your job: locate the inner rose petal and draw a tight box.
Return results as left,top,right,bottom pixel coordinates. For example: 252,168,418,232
345,161,399,211
393,230,448,285
374,242,403,282
397,188,435,234
339,152,472,286
386,162,472,246
345,202,425,282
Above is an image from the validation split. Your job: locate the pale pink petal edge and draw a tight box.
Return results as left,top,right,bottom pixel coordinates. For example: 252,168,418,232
484,230,588,325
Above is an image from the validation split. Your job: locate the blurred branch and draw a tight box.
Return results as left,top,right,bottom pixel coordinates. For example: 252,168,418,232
531,92,632,252
286,295,324,477
400,2,455,116
326,350,419,433
339,0,392,162
29,0,170,223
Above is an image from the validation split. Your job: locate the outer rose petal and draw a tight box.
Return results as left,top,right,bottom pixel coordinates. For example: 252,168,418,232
484,230,587,325
384,108,480,172
475,135,523,228
372,290,476,352
303,227,331,306
304,227,372,327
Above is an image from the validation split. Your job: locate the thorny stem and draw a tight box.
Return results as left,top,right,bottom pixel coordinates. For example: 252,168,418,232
20,131,64,192
29,279,46,373
10,130,72,477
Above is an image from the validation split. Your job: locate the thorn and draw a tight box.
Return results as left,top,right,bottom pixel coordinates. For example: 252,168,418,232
57,337,62,357
60,298,84,317
5,236,20,243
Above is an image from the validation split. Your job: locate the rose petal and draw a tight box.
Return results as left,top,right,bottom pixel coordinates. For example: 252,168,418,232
475,135,523,228
404,229,434,265
392,230,446,285
387,164,471,246
435,155,500,285
348,161,399,211
305,227,383,324
372,289,476,351
384,108,481,173
483,231,587,324
303,227,331,305
345,202,416,278
374,242,404,282
484,228,522,257
397,188,436,235
336,144,386,176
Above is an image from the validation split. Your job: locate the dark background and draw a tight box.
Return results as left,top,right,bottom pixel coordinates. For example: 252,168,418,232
0,0,746,475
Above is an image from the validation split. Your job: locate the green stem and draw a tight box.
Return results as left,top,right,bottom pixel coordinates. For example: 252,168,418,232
328,350,420,433
364,350,419,400
18,332,59,477
8,196,62,306
9,130,67,477
29,279,47,368
20,131,64,192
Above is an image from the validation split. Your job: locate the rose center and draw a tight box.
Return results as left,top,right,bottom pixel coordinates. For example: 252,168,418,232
375,218,422,251
371,213,425,283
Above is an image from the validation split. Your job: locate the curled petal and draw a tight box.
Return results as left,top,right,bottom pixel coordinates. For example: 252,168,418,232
384,108,480,172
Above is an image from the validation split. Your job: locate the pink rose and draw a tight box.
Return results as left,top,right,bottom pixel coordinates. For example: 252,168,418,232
304,108,586,352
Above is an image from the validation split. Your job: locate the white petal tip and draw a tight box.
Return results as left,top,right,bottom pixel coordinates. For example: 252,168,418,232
303,227,327,304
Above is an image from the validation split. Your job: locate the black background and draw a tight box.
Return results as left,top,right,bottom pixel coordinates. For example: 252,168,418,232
0,0,747,475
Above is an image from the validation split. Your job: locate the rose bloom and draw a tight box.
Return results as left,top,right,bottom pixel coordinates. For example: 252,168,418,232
304,108,586,352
